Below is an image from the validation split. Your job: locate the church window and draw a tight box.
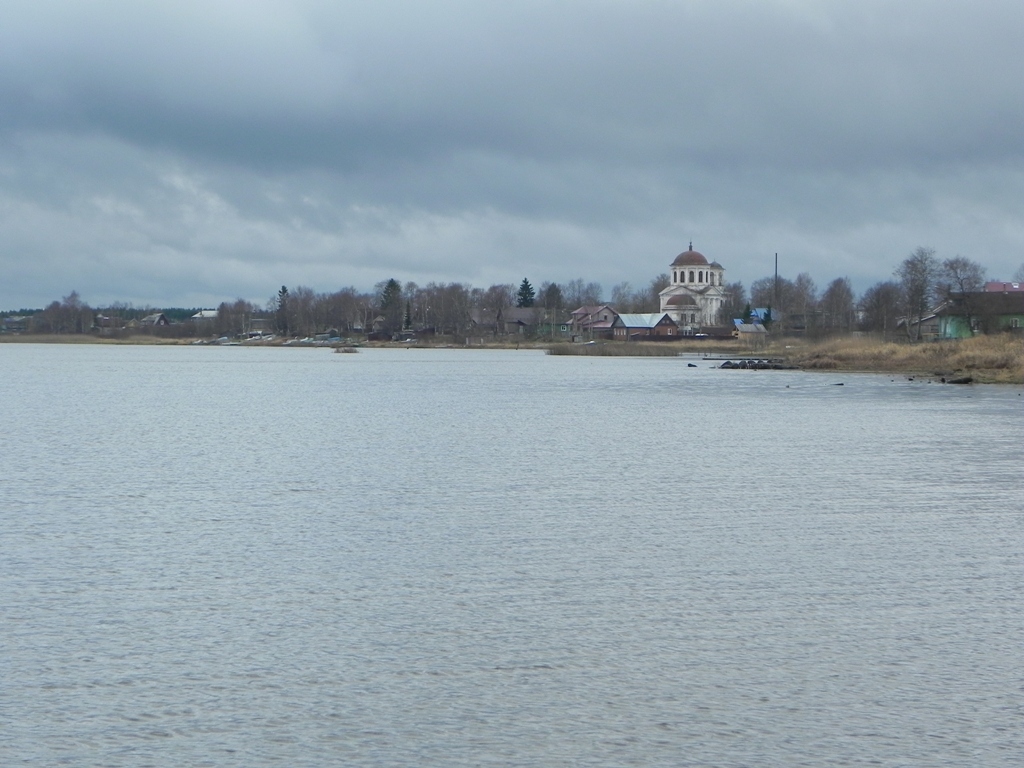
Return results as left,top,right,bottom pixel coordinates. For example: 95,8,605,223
688,270,694,282
698,271,703,283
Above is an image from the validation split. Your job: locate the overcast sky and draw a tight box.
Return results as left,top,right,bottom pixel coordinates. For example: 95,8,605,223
2,0,1022,309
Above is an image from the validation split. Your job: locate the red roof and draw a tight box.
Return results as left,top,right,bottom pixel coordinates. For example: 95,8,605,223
666,294,698,306
671,245,709,267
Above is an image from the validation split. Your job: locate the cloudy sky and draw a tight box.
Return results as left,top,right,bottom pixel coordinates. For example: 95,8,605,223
2,0,1022,309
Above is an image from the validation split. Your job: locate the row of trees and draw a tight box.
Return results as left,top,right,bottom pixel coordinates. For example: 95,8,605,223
12,252,1020,340
263,277,606,338
727,249,1012,340
237,248,1004,340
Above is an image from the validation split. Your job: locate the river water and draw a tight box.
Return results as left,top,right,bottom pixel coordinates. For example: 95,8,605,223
2,344,1021,767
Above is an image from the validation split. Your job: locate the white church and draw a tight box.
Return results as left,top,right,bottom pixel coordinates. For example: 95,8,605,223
658,243,727,330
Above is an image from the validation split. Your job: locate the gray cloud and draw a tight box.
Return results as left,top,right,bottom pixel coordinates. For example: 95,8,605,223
2,0,1022,308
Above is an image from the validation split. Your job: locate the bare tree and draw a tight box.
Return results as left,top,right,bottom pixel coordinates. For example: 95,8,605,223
321,287,364,333
793,273,819,334
421,282,471,335
562,279,602,308
216,299,257,336
751,275,796,329
288,286,319,337
538,282,564,312
1014,263,1024,282
820,277,855,334
895,247,939,340
858,280,902,338
479,284,515,313
937,256,986,299
644,274,670,312
719,281,746,324
935,256,986,335
533,282,566,337
610,282,634,311
33,291,93,334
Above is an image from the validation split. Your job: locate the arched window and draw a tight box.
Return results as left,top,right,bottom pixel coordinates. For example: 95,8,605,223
673,271,677,283
688,270,694,282
698,271,703,283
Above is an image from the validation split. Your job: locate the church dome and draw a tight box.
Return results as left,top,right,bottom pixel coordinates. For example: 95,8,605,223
709,261,723,269
671,244,709,267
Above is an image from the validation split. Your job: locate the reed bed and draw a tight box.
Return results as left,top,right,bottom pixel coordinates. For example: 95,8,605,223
784,335,1024,383
548,341,691,357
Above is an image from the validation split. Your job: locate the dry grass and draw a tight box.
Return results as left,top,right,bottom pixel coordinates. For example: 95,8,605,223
546,340,748,356
7,332,1021,383
547,342,681,356
783,335,1024,384
0,334,189,345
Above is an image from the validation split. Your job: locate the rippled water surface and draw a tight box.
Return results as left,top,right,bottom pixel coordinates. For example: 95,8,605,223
2,344,1021,767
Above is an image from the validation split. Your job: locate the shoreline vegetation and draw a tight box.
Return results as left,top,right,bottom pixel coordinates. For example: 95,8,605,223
548,335,1023,384
2,333,1021,384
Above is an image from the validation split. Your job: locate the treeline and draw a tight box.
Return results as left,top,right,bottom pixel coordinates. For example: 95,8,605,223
2,293,208,337
6,249,1020,340
723,249,1018,339
268,277,608,338
2,277,607,339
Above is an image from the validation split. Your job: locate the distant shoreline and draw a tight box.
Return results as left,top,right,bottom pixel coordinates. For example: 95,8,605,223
2,333,1021,384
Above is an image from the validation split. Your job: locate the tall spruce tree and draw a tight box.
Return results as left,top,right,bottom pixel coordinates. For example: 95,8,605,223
516,278,535,307
379,278,403,334
276,286,290,335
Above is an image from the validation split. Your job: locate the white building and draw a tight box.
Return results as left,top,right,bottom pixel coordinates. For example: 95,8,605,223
658,244,727,331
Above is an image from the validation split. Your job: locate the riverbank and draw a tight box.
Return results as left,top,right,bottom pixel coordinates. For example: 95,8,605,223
0,334,188,345
781,335,1024,384
548,335,1024,383
4,333,1022,383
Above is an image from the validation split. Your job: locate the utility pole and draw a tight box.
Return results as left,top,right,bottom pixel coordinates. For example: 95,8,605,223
771,252,779,330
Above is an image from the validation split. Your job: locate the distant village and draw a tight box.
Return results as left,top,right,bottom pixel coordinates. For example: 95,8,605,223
4,245,1023,346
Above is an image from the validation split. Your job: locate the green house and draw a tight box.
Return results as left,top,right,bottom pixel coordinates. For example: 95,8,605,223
937,292,1024,338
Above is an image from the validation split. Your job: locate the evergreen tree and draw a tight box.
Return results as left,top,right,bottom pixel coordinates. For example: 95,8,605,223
516,278,535,307
276,286,290,335
742,303,752,324
378,278,403,333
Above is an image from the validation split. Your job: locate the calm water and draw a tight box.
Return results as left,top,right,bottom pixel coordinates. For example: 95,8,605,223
2,344,1021,767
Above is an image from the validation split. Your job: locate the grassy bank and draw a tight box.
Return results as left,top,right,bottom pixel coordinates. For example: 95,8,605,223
0,334,189,345
546,340,744,357
782,335,1024,384
545,335,1024,384
548,342,678,356
6,333,1021,383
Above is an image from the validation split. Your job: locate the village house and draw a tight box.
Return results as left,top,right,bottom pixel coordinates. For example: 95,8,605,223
984,281,1024,292
732,319,768,348
898,312,941,340
191,309,218,330
937,292,1024,338
612,313,678,340
2,315,28,333
499,307,543,335
570,305,617,340
141,313,170,326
